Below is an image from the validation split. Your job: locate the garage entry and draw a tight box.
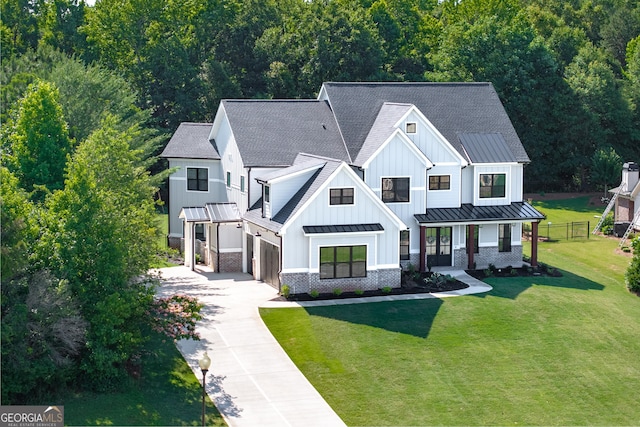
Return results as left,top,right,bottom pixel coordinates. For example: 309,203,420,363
260,240,280,289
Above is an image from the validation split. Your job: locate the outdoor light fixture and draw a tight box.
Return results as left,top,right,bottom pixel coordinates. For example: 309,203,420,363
199,352,211,427
255,231,261,237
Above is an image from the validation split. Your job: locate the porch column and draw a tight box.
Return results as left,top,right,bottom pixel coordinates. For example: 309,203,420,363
531,221,539,268
419,225,426,272
468,224,475,270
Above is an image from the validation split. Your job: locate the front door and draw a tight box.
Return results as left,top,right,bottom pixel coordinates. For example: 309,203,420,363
426,227,452,267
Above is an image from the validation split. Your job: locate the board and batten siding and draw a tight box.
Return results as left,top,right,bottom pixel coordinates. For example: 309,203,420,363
280,167,402,273
426,164,462,209
167,158,225,237
403,111,461,165
268,167,321,219
473,164,515,206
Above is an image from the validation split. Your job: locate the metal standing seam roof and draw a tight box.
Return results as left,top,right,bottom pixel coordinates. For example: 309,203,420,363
206,203,241,222
302,224,384,234
321,82,529,164
414,202,545,224
180,207,210,222
180,203,241,223
160,122,219,159
458,132,517,163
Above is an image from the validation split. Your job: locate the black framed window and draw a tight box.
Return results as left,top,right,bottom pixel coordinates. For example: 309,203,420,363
226,171,231,188
466,225,479,254
400,230,410,260
319,245,366,279
264,185,270,202
187,167,208,191
499,224,512,252
382,177,410,202
330,188,354,205
406,122,417,134
429,175,451,190
479,173,506,198
240,176,245,192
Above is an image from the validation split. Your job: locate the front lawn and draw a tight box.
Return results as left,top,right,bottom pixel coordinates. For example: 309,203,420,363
261,198,640,425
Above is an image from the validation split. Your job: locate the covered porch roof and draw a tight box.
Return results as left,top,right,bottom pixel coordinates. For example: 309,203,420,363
414,202,545,225
179,203,242,223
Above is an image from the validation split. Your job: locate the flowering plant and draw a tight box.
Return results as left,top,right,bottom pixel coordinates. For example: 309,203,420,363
148,294,203,340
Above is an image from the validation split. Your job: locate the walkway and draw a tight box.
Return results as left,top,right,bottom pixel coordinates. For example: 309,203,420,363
156,266,491,427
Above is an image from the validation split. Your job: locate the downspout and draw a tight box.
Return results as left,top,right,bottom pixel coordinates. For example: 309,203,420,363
278,234,283,293
216,223,221,272
191,222,196,272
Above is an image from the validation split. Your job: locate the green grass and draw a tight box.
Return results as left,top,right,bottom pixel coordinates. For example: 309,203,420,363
64,334,226,426
531,195,604,224
152,213,179,268
261,196,640,426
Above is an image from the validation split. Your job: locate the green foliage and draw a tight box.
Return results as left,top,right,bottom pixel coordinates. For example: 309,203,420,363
0,166,36,280
381,286,392,294
591,147,623,195
1,270,87,404
354,288,365,296
309,289,320,298
625,237,640,295
281,284,291,299
36,116,161,387
2,79,72,199
332,288,343,297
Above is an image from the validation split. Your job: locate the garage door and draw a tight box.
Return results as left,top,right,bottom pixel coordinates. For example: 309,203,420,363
260,241,280,288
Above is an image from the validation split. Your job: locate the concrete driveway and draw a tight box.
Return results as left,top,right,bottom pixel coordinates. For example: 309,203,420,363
156,266,346,427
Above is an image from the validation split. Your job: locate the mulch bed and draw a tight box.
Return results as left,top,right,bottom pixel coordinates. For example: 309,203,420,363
279,274,469,302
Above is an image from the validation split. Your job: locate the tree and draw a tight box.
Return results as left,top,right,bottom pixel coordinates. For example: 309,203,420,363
37,116,161,386
3,80,72,199
591,146,622,197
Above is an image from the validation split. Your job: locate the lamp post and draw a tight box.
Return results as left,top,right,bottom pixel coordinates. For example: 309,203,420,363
199,352,211,427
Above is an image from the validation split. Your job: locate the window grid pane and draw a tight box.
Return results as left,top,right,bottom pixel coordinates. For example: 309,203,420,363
382,177,410,202
187,168,208,192
480,174,506,198
319,245,367,280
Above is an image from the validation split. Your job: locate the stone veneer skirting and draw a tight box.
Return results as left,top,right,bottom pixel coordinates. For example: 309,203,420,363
211,250,243,273
280,267,401,295
453,246,523,270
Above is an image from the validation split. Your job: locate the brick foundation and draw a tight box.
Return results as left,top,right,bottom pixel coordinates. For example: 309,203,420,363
454,246,524,270
211,250,243,273
280,267,401,295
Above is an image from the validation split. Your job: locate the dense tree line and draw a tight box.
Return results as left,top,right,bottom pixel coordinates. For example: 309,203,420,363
2,0,640,403
2,0,639,190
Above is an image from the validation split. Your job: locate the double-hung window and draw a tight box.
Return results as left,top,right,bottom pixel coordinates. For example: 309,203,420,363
382,177,410,202
330,188,354,205
187,167,208,191
320,246,366,279
479,173,506,198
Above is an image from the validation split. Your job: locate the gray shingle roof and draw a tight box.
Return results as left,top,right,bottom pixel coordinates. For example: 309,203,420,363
161,123,219,159
354,103,413,167
414,202,545,224
321,82,529,164
244,159,343,232
222,100,349,167
458,133,517,163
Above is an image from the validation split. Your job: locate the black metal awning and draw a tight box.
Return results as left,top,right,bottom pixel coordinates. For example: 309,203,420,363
414,202,545,224
303,223,384,234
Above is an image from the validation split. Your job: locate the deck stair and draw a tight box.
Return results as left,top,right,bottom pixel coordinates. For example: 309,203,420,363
619,208,640,247
593,185,623,234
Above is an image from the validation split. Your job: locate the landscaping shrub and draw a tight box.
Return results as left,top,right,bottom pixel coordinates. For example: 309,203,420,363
281,284,291,299
626,237,640,295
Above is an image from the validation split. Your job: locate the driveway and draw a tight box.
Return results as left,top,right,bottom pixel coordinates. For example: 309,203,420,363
156,266,346,427
156,266,492,426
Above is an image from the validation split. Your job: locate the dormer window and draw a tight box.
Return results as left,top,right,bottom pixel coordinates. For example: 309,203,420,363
405,122,417,134
479,173,506,198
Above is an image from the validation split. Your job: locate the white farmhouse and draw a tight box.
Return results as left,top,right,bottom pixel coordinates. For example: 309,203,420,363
161,82,545,293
